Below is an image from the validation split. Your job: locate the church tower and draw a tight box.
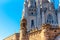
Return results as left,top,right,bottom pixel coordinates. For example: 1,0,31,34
4,0,60,40
21,0,59,32
42,0,58,27
23,0,41,32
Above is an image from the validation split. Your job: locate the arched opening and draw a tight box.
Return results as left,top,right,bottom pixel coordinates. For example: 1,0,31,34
31,20,34,28
31,12,33,15
47,14,53,24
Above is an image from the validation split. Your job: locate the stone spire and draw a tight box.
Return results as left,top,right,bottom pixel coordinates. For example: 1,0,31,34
36,0,42,29
24,0,28,7
28,0,36,8
22,0,28,18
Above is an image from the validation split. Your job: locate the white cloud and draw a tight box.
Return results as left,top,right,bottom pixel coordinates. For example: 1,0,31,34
59,4,60,6
48,0,50,2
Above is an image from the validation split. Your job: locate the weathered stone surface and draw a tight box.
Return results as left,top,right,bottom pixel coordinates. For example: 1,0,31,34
4,24,60,40
4,33,19,40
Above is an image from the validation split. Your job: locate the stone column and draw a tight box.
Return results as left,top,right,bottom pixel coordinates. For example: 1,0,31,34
20,18,27,40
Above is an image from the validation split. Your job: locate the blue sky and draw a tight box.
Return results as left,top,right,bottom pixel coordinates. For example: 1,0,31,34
0,0,60,40
0,0,24,40
51,0,59,9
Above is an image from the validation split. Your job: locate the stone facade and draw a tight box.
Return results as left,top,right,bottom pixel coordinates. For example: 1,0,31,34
4,0,60,40
29,26,60,40
4,33,19,40
23,0,60,31
4,24,60,40
20,19,60,40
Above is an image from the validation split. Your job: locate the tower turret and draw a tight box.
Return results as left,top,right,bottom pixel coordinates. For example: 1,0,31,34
28,0,36,8
22,0,42,31
24,0,28,18
26,0,37,31
41,0,58,28
36,0,42,29
20,17,27,40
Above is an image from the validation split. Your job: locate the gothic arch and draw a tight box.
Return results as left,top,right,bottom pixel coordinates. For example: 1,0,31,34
31,20,34,28
46,14,53,24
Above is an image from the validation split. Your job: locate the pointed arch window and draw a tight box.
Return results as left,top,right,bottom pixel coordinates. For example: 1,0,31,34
31,12,33,15
47,14,53,24
31,20,34,28
44,7,47,13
